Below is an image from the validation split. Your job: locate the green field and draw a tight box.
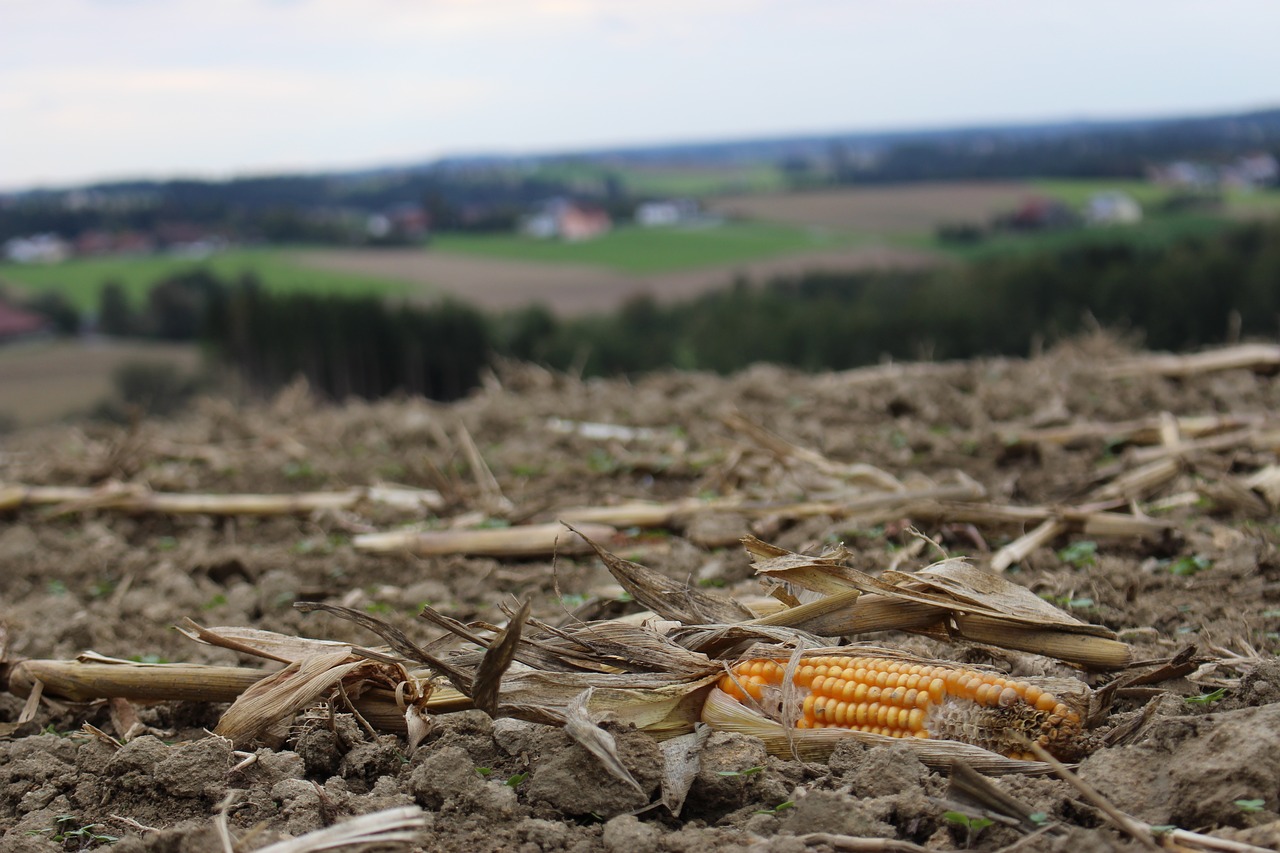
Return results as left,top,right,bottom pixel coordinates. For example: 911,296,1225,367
432,221,859,274
1032,178,1178,209
1035,178,1280,217
910,211,1234,261
0,249,412,311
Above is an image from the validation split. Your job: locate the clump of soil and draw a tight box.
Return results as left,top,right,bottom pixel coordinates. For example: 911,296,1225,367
4,338,1280,850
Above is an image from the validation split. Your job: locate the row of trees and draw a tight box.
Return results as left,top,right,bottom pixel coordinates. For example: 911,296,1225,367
511,219,1280,375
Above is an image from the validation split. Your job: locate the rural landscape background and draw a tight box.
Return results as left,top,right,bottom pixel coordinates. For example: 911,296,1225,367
7,3,1280,851
3,105,1280,426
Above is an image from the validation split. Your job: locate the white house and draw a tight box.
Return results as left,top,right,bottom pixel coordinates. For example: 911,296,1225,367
1084,192,1142,226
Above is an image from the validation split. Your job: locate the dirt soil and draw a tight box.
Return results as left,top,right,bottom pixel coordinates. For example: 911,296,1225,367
3,335,1280,851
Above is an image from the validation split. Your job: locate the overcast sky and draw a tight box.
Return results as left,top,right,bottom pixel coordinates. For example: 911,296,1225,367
3,0,1278,190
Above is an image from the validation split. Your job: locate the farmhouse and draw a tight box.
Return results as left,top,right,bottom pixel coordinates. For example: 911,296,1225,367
1084,191,1142,225
3,234,70,264
521,198,612,242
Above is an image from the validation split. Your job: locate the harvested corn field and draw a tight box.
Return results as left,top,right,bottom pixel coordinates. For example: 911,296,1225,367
3,336,1280,851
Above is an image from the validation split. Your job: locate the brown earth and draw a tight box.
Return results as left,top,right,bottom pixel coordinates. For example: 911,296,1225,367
289,244,939,317
3,336,1280,851
0,340,201,428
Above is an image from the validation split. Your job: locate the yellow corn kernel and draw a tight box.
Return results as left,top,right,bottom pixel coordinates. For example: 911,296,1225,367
714,654,1084,760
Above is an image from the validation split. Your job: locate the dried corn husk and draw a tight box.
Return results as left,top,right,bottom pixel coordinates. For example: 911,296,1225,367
741,537,1130,670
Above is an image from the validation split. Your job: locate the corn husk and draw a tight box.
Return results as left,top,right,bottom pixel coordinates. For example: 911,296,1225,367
741,536,1130,670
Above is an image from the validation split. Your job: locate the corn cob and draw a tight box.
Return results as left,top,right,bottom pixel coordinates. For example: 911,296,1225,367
713,654,1084,761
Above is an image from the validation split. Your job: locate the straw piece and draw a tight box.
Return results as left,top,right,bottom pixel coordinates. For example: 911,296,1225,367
7,659,269,703
0,482,442,516
1101,343,1280,378
353,521,616,557
1002,413,1262,449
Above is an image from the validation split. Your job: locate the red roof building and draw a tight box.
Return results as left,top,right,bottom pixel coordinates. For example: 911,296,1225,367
0,301,51,341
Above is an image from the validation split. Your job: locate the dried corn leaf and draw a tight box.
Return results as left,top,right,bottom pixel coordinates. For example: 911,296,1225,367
563,689,645,794
213,651,428,747
739,537,1130,669
473,600,530,716
659,724,711,816
576,524,754,624
904,560,1112,635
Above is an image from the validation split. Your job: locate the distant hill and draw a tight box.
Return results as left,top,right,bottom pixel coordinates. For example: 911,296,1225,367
3,104,1277,246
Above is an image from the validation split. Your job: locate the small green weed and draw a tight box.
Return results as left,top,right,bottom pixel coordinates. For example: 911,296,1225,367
1235,798,1266,813
943,810,994,847
1166,555,1212,577
26,814,119,848
504,772,529,788
1057,540,1098,568
754,800,795,816
1185,688,1227,706
1039,593,1096,612
126,654,169,664
281,460,318,481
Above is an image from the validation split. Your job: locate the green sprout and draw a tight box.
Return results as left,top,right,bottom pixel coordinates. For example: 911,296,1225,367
1184,688,1227,706
1057,540,1098,568
754,800,795,816
943,810,994,847
26,814,119,848
1167,555,1212,577
504,772,529,788
1235,798,1266,813
716,765,765,777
